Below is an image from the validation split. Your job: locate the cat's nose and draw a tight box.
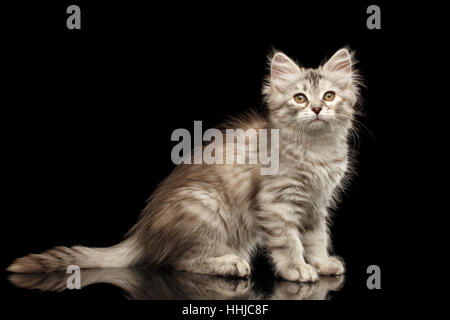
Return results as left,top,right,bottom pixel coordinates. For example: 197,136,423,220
312,107,322,115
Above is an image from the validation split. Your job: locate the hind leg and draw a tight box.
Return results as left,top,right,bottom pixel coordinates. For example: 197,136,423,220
174,254,251,278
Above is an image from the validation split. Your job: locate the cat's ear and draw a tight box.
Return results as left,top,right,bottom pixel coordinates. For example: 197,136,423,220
270,52,301,91
323,48,353,82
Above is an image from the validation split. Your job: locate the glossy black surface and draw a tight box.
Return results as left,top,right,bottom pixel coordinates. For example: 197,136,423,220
7,267,344,300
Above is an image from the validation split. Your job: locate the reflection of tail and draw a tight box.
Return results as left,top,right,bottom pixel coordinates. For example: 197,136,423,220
7,238,142,273
8,268,257,300
8,268,144,294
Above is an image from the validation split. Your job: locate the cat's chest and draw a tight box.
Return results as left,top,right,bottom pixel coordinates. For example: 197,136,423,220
280,145,348,190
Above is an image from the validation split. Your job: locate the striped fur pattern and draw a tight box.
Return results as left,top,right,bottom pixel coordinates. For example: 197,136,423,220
8,48,361,282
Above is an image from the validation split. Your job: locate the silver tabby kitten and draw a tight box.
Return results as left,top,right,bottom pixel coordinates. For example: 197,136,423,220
8,48,361,282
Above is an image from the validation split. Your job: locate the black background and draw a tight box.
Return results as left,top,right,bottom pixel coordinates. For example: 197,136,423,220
0,0,424,314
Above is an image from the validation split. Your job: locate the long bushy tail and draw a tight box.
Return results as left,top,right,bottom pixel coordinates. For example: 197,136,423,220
7,237,143,273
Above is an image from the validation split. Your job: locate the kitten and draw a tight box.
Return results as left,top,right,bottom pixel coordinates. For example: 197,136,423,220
8,48,361,282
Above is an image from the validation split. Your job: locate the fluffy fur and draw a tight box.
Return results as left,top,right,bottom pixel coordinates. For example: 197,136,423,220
8,48,361,282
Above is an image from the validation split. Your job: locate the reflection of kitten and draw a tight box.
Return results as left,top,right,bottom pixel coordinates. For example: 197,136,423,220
8,48,361,282
9,268,344,300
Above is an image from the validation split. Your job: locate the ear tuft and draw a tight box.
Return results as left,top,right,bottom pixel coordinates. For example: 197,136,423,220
269,52,300,90
324,48,353,74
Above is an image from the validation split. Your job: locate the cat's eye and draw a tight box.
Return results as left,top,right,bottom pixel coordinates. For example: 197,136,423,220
323,91,336,101
294,94,308,104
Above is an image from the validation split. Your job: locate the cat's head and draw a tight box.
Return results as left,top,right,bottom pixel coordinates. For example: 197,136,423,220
263,48,361,137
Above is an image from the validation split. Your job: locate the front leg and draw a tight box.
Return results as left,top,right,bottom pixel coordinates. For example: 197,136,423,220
259,204,318,282
302,217,345,276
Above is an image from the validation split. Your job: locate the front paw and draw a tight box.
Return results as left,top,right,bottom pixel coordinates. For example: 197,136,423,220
311,256,345,276
276,263,319,282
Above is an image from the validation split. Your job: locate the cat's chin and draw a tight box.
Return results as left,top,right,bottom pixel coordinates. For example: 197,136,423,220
306,119,328,130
